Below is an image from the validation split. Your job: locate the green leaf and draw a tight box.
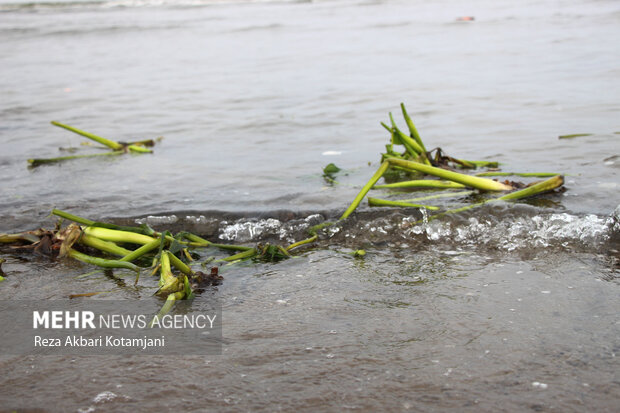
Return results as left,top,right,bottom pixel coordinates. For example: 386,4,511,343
323,163,341,174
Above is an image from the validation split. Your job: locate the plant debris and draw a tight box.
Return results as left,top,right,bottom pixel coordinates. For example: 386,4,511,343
3,103,569,317
27,121,160,167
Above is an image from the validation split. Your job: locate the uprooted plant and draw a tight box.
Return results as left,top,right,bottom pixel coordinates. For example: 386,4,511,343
4,103,568,318
27,121,160,167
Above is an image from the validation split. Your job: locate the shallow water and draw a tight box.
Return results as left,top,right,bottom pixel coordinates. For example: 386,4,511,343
1,0,619,411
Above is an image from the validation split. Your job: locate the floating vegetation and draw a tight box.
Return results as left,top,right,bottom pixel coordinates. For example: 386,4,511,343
329,103,564,226
558,133,593,139
27,121,159,167
0,208,317,317
3,103,568,316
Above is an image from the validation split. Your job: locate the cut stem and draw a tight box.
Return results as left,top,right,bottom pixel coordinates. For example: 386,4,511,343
51,121,123,150
83,227,155,245
367,198,440,210
373,180,465,189
387,158,513,191
389,113,430,165
217,248,258,263
150,291,184,328
475,172,560,178
52,209,96,226
558,133,592,139
68,249,140,273
400,103,427,153
80,234,133,257
286,235,318,251
400,190,474,202
497,175,564,201
28,151,124,167
167,252,193,275
119,239,160,262
462,160,499,168
127,145,153,154
340,161,390,220
426,176,564,222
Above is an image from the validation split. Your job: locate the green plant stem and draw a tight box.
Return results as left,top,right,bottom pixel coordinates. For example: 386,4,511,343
400,190,474,202
167,251,193,275
387,158,513,191
463,160,499,168
388,114,431,165
0,232,40,243
156,251,182,296
52,209,95,226
475,172,560,178
367,197,440,210
180,233,251,251
558,133,592,139
83,227,155,245
309,221,335,236
126,139,155,147
426,176,564,222
180,233,211,246
127,145,153,153
210,243,253,251
51,121,123,150
400,103,427,153
340,161,390,220
389,113,425,155
80,234,133,257
68,249,140,273
119,239,160,262
286,235,318,251
373,180,465,189
150,291,184,327
28,151,124,167
497,175,564,201
218,248,258,262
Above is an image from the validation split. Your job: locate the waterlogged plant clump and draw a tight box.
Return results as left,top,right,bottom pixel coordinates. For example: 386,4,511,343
0,209,317,318
330,103,565,227
3,103,568,316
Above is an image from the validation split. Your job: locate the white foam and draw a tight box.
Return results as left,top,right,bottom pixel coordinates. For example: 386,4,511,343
409,212,614,251
93,391,117,403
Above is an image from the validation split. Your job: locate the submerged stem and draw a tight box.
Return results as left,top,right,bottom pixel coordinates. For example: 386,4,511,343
367,197,440,210
426,176,564,222
475,172,560,178
68,249,140,273
217,248,258,262
28,151,124,167
286,235,318,251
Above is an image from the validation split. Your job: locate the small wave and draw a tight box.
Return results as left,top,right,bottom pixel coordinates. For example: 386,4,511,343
411,212,614,252
218,214,323,243
125,205,619,257
0,0,309,12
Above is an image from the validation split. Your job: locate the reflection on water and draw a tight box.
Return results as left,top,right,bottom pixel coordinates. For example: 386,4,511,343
0,0,619,411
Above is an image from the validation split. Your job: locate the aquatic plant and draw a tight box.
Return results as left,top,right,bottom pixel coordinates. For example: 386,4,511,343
27,121,158,167
3,103,567,319
333,103,565,222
